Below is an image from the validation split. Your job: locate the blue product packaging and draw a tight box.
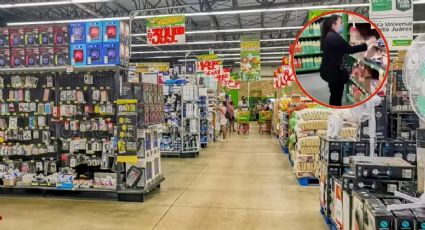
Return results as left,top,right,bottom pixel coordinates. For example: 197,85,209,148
103,20,120,43
87,43,104,65
86,21,103,43
102,42,120,65
69,22,86,44
70,44,87,66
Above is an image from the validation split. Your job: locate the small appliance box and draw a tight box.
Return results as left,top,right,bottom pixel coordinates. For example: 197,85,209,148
39,46,54,66
102,20,130,43
363,198,393,230
25,47,40,67
38,26,53,45
10,48,25,68
102,42,120,65
86,21,103,43
9,27,24,47
70,44,87,66
0,48,10,68
0,28,9,47
52,25,69,46
53,46,69,66
86,43,104,65
24,27,39,47
383,199,415,230
69,22,86,44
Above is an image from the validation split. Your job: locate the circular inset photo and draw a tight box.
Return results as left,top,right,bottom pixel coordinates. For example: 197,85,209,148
291,10,390,108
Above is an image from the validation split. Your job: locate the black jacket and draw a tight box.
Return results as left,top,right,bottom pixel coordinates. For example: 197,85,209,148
320,31,368,85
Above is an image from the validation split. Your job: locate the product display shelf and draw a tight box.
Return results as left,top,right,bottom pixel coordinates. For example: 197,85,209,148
299,35,321,39
0,65,164,202
348,55,385,74
199,91,209,148
294,51,323,58
348,77,368,95
295,66,320,73
0,65,128,74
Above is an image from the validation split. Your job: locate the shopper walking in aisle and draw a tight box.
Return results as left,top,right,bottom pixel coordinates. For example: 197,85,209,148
227,101,236,133
215,101,228,141
319,14,368,106
238,96,249,111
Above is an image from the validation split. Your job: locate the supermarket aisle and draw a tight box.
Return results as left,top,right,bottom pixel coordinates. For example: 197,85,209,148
0,124,326,230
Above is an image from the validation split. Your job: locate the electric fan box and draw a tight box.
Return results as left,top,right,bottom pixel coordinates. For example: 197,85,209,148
86,21,103,43
10,48,25,68
102,20,129,43
23,27,39,47
363,198,393,230
351,190,375,230
69,22,86,44
53,46,69,66
350,156,415,181
38,26,53,46
0,48,10,68
86,43,104,65
52,25,69,46
25,47,40,67
0,28,9,47
39,46,54,66
9,27,24,47
102,42,121,65
70,44,87,66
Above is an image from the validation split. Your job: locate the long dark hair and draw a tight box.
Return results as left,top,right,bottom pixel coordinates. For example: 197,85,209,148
320,14,342,50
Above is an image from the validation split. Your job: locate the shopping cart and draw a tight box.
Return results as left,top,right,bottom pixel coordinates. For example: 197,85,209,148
258,111,273,134
236,111,250,135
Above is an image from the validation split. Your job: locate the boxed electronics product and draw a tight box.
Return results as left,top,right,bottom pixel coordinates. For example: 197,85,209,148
323,139,342,165
383,199,415,230
25,47,40,67
0,28,9,47
360,105,389,140
350,179,415,194
10,48,25,68
351,190,375,230
405,142,417,165
69,22,86,44
411,208,425,230
38,26,53,45
70,44,87,66
39,46,54,66
363,198,393,230
102,42,121,65
9,27,24,47
53,46,69,66
87,43,104,65
332,178,344,229
93,172,117,190
24,27,39,46
342,141,355,165
86,21,103,43
52,25,69,46
343,189,353,230
0,48,10,68
102,20,129,43
350,156,415,181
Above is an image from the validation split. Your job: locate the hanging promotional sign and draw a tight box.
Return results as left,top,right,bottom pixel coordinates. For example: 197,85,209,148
132,62,170,73
274,57,294,89
240,36,261,81
222,72,241,89
216,68,230,82
146,16,186,46
370,0,413,50
196,54,223,78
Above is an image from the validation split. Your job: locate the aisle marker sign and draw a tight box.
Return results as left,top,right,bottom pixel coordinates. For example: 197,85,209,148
240,36,261,81
369,0,413,50
196,54,223,78
146,16,186,46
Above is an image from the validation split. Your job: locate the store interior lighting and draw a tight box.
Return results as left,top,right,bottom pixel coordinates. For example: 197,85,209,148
0,0,110,9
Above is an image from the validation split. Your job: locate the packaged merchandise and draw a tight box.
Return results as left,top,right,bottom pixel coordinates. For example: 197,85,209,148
363,198,393,230
86,21,103,43
69,22,85,44
24,27,39,46
53,46,69,66
52,25,69,46
103,20,129,43
0,28,9,47
0,48,10,68
38,26,53,45
39,46,54,66
350,156,415,181
9,27,24,47
102,42,120,65
25,47,40,67
10,48,25,68
383,199,415,230
70,44,86,66
87,43,103,65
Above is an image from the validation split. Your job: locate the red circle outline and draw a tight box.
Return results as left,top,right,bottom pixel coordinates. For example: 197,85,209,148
290,10,391,109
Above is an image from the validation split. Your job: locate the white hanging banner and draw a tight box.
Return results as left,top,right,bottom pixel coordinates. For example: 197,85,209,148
369,0,413,50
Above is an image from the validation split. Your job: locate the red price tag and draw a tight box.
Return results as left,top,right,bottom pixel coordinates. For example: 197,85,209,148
147,26,186,46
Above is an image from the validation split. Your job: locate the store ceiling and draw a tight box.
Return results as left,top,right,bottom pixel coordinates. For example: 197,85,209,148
0,0,424,66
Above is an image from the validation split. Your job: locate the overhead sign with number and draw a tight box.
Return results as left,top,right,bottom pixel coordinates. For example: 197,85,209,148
146,16,186,46
196,54,223,78
370,0,413,50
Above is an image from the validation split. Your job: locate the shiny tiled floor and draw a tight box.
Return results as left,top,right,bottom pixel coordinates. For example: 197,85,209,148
0,126,327,230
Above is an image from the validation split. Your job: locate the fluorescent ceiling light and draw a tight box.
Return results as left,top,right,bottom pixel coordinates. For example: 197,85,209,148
7,1,425,26
0,0,109,9
131,46,289,54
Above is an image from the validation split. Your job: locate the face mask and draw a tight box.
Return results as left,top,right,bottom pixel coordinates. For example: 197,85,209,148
337,24,344,34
